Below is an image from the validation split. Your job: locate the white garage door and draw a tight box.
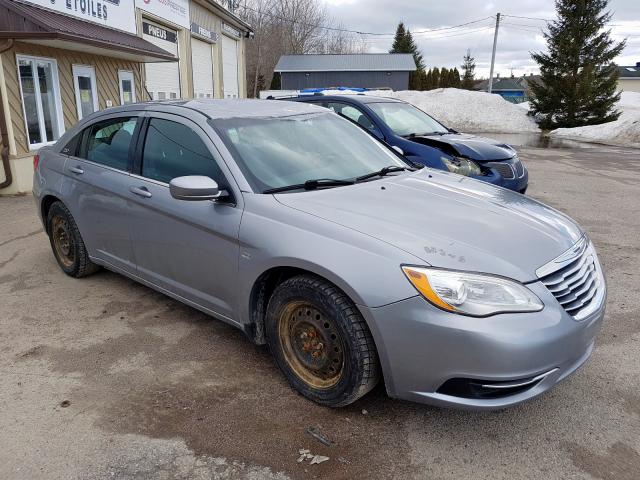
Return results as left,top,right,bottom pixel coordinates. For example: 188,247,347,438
191,38,214,98
221,35,239,98
143,21,181,100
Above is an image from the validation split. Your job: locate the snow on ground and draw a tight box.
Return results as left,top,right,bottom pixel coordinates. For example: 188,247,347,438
320,88,540,134
549,91,640,147
269,87,640,147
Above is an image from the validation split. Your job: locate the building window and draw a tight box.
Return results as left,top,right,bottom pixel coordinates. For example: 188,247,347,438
17,55,64,148
118,70,136,105
72,65,99,120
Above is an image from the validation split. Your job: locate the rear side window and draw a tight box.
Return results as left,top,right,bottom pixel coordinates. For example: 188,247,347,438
326,102,361,122
141,118,224,185
326,102,381,137
81,117,137,170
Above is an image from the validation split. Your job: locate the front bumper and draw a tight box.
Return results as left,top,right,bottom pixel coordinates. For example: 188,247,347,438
472,160,529,193
359,281,605,410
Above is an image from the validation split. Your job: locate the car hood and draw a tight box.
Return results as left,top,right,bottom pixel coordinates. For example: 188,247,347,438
274,170,583,282
410,133,515,161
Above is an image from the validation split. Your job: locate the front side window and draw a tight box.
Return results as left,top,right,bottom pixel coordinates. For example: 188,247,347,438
213,112,405,193
141,118,224,184
17,56,64,147
82,117,137,171
367,102,448,137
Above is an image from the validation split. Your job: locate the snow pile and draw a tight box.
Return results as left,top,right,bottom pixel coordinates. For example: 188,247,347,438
323,88,540,133
549,91,640,147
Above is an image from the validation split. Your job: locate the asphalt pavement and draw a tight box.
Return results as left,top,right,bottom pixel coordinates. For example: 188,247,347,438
0,143,638,479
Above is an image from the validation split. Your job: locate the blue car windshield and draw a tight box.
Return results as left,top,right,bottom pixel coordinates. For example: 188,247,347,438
212,112,406,193
368,102,449,137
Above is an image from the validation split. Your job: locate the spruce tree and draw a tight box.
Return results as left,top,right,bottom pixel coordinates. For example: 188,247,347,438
530,0,625,129
424,68,434,90
390,23,410,54
461,49,476,89
440,68,449,88
270,72,281,90
432,67,440,88
390,22,425,90
417,69,428,91
452,67,462,88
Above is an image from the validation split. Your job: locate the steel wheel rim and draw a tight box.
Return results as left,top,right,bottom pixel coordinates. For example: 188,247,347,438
278,301,345,389
52,215,75,268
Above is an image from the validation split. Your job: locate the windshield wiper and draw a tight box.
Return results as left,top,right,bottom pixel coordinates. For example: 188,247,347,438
403,132,441,138
263,178,355,194
355,165,412,182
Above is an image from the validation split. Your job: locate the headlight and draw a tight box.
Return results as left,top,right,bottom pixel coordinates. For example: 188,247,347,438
441,156,482,176
401,266,544,317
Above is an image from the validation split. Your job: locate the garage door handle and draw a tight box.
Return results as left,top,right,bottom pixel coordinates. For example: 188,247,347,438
129,186,152,198
68,166,84,175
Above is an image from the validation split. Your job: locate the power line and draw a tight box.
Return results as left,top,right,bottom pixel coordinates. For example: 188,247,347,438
237,5,494,37
500,23,545,33
500,21,546,28
363,26,494,44
502,14,553,22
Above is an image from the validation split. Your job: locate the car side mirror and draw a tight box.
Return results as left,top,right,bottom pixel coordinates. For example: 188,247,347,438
169,176,228,201
391,145,404,156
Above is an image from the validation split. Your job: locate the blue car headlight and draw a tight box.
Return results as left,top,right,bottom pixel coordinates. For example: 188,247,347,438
441,156,482,177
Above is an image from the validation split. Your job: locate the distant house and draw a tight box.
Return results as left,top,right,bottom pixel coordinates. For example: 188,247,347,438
474,76,528,103
273,54,417,91
518,74,542,98
617,64,640,92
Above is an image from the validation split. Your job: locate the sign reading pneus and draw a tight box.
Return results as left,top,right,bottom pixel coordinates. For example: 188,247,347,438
143,22,178,43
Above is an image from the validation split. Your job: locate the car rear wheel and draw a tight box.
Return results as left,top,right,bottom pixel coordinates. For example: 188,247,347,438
46,201,99,278
265,274,380,407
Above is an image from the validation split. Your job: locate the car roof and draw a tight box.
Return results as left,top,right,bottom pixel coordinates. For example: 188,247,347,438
100,99,327,120
295,94,405,105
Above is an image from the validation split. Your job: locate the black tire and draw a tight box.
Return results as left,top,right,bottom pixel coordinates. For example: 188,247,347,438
46,201,100,278
265,274,380,407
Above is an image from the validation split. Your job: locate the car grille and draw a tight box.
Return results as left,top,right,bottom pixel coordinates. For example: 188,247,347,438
513,157,525,178
537,238,605,320
486,161,515,179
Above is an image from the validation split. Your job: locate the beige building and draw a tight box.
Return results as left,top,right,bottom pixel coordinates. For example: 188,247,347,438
0,0,251,195
617,64,640,93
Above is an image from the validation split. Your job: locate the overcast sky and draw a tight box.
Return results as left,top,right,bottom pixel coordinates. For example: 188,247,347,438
322,0,640,78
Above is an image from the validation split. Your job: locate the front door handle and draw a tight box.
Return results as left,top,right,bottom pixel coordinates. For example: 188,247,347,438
68,166,84,175
129,186,152,198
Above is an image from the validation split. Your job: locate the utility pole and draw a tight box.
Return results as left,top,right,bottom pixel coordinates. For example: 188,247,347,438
488,13,500,93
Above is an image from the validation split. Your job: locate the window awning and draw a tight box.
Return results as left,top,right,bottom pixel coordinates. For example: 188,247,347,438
0,0,176,63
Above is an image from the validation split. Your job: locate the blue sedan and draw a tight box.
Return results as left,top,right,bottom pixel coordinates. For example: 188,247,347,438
287,94,529,193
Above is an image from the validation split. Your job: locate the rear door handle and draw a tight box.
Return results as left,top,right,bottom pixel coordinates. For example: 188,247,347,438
129,186,152,198
68,166,84,175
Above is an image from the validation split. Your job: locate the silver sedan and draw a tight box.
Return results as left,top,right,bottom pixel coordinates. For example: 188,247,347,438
33,100,606,409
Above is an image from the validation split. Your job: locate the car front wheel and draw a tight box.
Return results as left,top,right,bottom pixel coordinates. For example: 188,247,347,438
266,274,380,407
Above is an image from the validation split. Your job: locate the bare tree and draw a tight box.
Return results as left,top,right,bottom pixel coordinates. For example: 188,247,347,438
239,0,363,97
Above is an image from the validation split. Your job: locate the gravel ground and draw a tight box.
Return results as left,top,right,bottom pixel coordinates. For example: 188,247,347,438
0,144,639,480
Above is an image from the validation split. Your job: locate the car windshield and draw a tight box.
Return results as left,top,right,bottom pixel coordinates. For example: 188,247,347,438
368,102,449,137
212,112,407,193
